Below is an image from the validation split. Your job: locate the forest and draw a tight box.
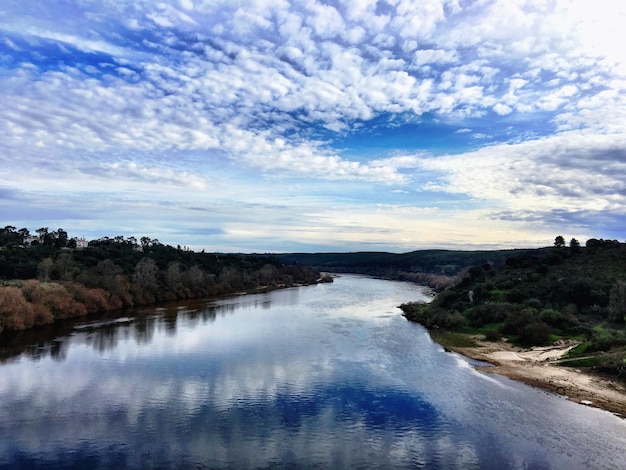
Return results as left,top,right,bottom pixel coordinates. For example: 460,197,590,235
0,226,321,334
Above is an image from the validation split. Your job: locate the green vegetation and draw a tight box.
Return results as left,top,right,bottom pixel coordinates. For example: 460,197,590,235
4,226,625,380
276,248,541,291
430,331,478,349
399,237,626,379
0,226,320,335
277,249,542,277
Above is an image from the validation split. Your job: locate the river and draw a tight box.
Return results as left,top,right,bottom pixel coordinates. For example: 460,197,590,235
0,275,625,469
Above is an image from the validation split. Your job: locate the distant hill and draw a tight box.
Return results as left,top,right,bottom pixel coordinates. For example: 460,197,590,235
276,249,528,272
275,248,551,290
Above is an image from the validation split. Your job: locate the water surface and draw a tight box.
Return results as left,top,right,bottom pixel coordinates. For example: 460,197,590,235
0,275,625,469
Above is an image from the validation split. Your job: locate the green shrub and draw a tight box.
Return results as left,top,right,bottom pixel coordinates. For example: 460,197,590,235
434,289,465,309
433,311,466,329
595,350,626,377
588,328,626,352
469,266,484,279
484,329,502,342
523,298,543,310
506,288,527,303
502,307,539,335
561,357,602,368
540,308,563,327
467,302,520,327
581,304,606,318
566,343,588,357
399,301,426,322
433,332,477,348
518,320,552,346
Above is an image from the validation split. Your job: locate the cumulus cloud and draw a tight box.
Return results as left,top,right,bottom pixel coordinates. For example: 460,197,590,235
493,103,512,116
0,0,625,250
414,131,626,240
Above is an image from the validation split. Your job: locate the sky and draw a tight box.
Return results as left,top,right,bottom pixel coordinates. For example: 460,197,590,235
1,0,625,253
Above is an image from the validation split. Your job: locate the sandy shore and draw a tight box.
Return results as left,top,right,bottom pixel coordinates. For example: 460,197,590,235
444,338,626,418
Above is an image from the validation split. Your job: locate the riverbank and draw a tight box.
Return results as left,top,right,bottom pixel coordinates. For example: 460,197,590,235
434,333,626,418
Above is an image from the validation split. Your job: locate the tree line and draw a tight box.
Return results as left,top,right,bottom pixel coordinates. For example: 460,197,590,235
0,225,72,248
0,227,321,334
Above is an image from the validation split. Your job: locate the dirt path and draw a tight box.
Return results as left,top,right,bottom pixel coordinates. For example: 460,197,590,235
447,339,626,418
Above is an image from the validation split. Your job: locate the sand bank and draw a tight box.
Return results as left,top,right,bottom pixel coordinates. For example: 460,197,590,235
445,338,626,418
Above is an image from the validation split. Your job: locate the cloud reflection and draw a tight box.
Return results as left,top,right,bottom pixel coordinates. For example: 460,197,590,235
1,278,625,469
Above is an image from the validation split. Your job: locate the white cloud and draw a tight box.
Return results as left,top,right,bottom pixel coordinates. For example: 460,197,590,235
416,131,626,214
1,0,625,250
305,2,345,39
413,48,457,67
493,103,512,116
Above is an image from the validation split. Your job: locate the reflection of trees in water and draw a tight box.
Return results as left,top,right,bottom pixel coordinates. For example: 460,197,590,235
49,338,69,361
0,321,74,363
163,314,177,335
133,317,157,345
87,324,121,353
0,294,272,363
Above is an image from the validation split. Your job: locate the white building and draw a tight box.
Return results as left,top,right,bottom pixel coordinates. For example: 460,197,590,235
73,237,89,248
23,235,39,246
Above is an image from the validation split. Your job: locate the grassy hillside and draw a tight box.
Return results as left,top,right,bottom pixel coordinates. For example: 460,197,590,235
400,241,626,379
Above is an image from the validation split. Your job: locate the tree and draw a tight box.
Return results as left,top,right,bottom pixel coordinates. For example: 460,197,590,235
183,265,206,295
586,238,601,248
54,252,76,281
608,281,626,324
94,259,132,306
0,226,19,246
37,257,54,282
18,228,29,243
36,227,48,243
219,266,244,290
259,264,278,286
165,262,183,294
569,238,581,254
133,258,159,291
554,235,565,248
0,286,35,333
56,228,68,248
140,237,151,250
45,230,59,247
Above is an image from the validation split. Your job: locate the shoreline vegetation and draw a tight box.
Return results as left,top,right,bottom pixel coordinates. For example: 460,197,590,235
0,227,324,336
0,273,326,336
398,237,626,419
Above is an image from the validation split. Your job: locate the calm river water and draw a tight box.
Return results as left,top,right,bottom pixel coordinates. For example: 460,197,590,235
0,275,625,469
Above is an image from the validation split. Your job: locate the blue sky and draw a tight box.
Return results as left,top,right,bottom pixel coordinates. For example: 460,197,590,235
1,0,625,252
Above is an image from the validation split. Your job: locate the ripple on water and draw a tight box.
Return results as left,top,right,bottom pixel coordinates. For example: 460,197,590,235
1,276,625,469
